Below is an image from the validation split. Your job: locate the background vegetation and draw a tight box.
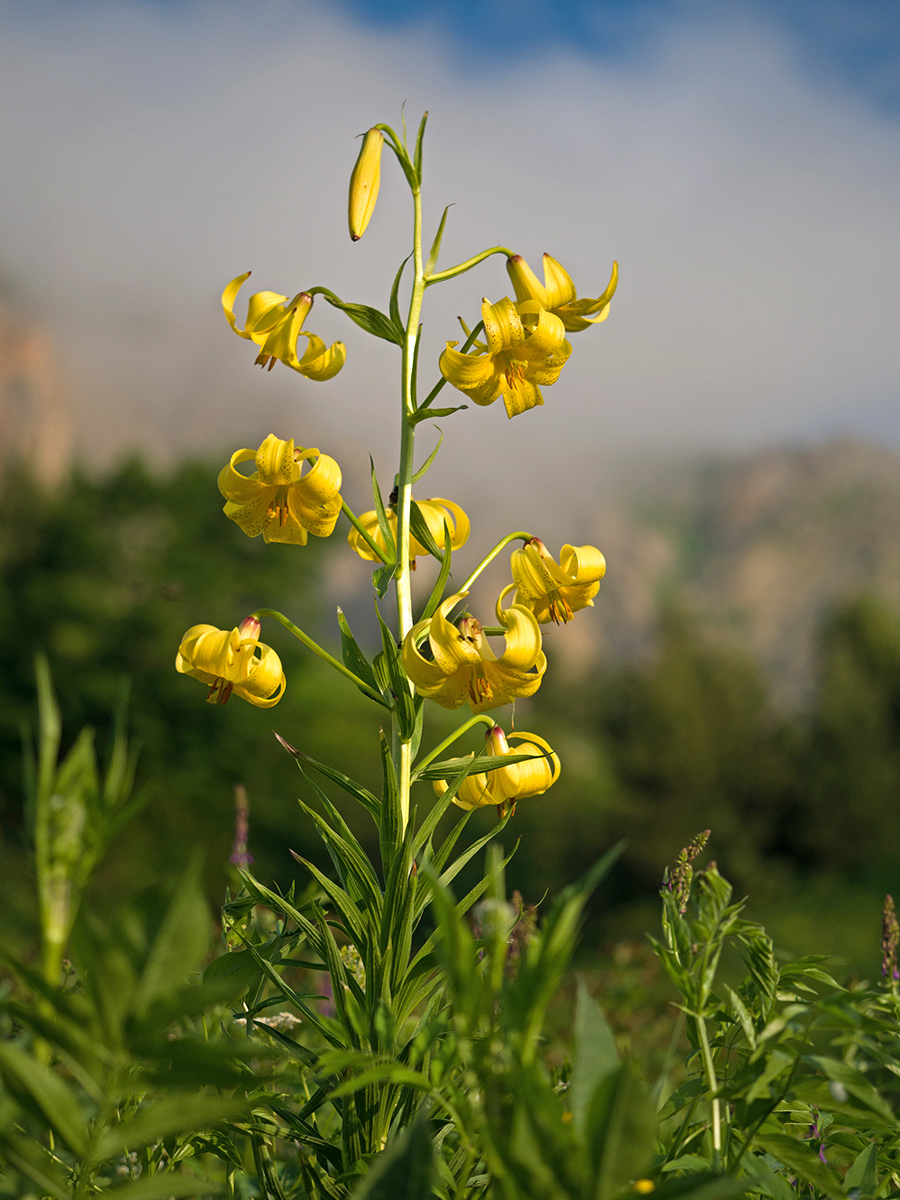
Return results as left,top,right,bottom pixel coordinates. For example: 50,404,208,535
1,461,898,976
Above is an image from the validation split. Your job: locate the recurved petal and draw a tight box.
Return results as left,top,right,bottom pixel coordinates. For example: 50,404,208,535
348,511,390,561
224,494,277,540
507,732,561,796
476,658,546,710
295,334,347,381
439,344,503,406
219,449,265,503
429,598,482,674
287,487,342,539
421,667,473,710
559,544,606,585
222,272,253,337
296,452,342,507
511,544,568,601
178,625,241,680
522,306,567,355
482,296,525,355
419,499,470,552
245,291,291,340
255,434,296,486
495,602,543,670
541,255,577,310
402,619,450,692
233,644,286,707
252,306,303,363
500,376,543,419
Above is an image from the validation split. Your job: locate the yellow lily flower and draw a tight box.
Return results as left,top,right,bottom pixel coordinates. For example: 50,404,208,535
402,591,546,714
222,272,346,380
176,617,286,708
434,725,561,811
439,296,572,419
218,433,342,546
347,498,470,565
506,253,618,332
508,538,606,624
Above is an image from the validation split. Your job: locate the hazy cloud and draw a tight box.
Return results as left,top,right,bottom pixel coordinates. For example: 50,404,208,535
1,0,898,499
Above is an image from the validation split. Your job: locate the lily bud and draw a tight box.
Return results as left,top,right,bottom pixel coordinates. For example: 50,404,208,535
238,616,261,642
348,128,384,241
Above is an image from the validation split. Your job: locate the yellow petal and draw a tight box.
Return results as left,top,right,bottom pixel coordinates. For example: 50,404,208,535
223,494,278,540
255,434,295,486
481,296,525,355
541,254,577,310
429,599,482,675
294,333,347,381
232,644,286,707
506,255,548,307
218,448,265,503
296,451,342,507
507,732,561,796
559,543,606,585
439,343,503,406
501,375,543,419
495,601,543,670
222,272,253,338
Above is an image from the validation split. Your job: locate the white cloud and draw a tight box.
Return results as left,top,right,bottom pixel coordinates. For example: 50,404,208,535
0,0,898,502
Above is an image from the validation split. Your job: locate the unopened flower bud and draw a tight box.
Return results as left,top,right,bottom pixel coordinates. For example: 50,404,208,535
238,616,261,642
348,128,384,242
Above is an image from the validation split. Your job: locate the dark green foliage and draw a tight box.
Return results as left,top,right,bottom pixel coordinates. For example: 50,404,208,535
0,460,383,916
799,596,900,873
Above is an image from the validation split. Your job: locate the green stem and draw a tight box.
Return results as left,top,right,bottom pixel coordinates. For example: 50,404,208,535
413,715,496,776
425,245,515,286
419,321,484,411
393,178,427,831
457,532,534,595
253,609,386,707
696,1016,722,1166
341,500,392,564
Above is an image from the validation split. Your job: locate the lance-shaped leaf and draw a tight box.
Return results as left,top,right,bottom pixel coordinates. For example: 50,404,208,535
390,253,411,330
410,404,466,425
337,606,383,701
424,204,452,276
376,607,417,740
274,732,381,820
409,500,445,562
320,291,404,346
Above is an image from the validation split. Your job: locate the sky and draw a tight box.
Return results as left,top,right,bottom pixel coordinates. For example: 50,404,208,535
1,0,899,505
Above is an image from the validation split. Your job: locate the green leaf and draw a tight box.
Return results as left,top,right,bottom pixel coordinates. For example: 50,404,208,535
373,560,398,598
375,607,416,740
379,730,403,877
755,1133,846,1200
0,1042,88,1156
369,458,396,560
409,501,445,562
409,405,466,426
724,984,758,1050
337,606,382,698
413,109,428,184
424,204,452,276
351,1115,435,1200
414,750,554,782
93,1094,244,1161
274,732,381,820
421,524,453,620
650,1174,750,1200
389,253,411,330
844,1140,877,1197
411,428,444,485
586,1062,657,1200
107,1176,223,1199
136,859,209,1012
571,983,619,1134
806,1056,897,1125
324,295,404,345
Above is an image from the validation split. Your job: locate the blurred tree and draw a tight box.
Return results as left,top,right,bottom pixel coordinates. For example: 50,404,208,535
798,595,900,876
0,461,384,925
